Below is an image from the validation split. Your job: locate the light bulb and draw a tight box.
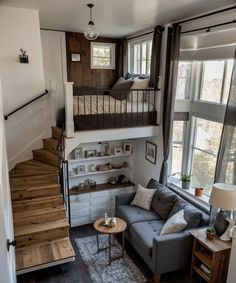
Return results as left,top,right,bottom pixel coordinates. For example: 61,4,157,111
84,25,99,40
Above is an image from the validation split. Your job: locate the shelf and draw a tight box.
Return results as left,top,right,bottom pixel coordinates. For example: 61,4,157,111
69,167,130,178
193,266,211,282
69,181,135,195
68,153,131,163
194,251,212,269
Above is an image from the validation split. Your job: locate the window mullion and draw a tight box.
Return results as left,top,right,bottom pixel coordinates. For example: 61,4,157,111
220,61,227,103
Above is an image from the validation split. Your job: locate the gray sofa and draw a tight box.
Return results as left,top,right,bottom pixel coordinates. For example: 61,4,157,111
115,179,209,283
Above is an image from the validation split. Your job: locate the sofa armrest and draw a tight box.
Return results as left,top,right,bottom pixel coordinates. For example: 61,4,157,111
152,230,193,274
115,192,135,206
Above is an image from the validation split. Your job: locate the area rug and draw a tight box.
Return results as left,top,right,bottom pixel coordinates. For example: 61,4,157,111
75,235,147,283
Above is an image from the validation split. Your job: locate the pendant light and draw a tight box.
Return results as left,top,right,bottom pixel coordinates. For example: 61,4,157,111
84,3,99,40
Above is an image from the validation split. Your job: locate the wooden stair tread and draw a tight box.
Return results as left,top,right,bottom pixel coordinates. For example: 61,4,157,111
16,237,75,271
12,195,63,205
11,182,60,191
33,149,60,167
14,219,69,237
14,205,65,219
18,159,58,169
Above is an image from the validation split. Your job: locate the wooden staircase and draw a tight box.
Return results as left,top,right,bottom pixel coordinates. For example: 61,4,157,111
10,127,75,275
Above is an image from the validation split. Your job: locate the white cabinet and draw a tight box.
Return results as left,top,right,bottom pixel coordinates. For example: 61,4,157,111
70,185,136,227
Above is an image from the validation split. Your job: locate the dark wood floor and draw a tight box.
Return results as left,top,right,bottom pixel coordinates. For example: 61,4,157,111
17,225,204,283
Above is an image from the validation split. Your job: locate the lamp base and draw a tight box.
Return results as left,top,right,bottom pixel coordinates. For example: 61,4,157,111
214,210,228,236
220,218,235,241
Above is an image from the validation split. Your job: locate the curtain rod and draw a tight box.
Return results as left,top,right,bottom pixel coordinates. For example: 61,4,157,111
127,5,236,40
181,20,236,35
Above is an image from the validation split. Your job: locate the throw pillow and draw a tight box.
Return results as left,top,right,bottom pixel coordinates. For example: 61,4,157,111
110,77,134,100
160,209,187,235
131,184,156,211
128,77,150,102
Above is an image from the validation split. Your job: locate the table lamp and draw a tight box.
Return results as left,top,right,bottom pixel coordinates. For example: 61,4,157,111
209,183,236,241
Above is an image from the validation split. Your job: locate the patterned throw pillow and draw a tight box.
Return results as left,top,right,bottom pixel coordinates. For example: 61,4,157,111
131,184,156,211
160,209,187,235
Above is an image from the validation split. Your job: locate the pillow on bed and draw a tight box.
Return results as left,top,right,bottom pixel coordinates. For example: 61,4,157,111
110,77,134,100
128,77,150,102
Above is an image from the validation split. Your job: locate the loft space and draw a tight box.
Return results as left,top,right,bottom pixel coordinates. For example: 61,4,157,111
0,1,236,283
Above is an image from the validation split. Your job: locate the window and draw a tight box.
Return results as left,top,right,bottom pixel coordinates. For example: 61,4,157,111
129,40,152,75
176,61,192,99
191,118,223,195
171,121,185,174
199,59,233,104
91,42,115,69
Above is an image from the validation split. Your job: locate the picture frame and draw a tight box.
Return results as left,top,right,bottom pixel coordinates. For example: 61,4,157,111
76,165,86,175
85,149,97,158
114,146,123,155
71,52,81,62
123,142,132,154
145,141,157,164
74,147,83,159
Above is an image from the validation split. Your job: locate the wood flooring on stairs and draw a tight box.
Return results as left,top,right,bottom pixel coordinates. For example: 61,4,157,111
10,126,75,274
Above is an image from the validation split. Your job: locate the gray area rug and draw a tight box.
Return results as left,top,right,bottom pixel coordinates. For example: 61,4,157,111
75,234,147,283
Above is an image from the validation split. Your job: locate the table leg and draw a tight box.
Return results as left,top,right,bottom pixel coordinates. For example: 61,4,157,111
109,234,112,265
122,231,125,257
96,234,99,253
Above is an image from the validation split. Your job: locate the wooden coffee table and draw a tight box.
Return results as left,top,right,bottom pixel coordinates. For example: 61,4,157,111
94,217,127,265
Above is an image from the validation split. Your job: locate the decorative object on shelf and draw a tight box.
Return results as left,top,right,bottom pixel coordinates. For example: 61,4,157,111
69,169,76,176
114,146,123,155
181,173,192,190
77,165,86,175
89,164,96,172
123,142,133,154
84,3,99,40
195,187,204,197
209,183,236,239
85,149,97,158
108,176,118,185
111,163,122,169
118,174,129,184
98,151,105,157
74,147,83,159
71,52,81,62
97,163,112,171
145,141,157,164
78,183,85,190
19,48,29,63
104,143,110,156
83,179,96,189
221,217,235,241
206,226,216,240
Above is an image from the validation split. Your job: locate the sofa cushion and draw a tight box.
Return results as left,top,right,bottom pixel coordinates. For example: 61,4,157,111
168,199,202,230
116,205,161,227
131,184,156,210
129,220,165,256
147,180,178,220
160,209,187,235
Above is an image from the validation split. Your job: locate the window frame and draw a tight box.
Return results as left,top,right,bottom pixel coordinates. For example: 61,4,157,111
128,36,153,75
90,42,116,70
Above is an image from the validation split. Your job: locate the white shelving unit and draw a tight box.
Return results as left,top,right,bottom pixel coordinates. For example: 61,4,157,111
67,140,136,227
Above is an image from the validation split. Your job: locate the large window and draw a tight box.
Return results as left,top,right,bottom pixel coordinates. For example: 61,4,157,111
170,58,234,196
129,40,152,75
200,59,233,104
191,118,223,195
91,42,115,69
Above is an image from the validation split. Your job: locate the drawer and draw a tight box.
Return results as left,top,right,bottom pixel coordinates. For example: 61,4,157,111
70,200,90,210
71,207,90,217
71,216,91,227
91,190,110,199
70,193,90,202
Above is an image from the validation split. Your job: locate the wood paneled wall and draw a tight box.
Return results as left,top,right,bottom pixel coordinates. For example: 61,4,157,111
66,32,121,88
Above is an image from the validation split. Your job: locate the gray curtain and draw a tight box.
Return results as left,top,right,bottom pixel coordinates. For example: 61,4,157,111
159,24,182,185
118,38,127,78
149,25,164,89
214,50,236,184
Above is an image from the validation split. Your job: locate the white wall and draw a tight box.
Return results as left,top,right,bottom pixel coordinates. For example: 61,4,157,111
0,6,52,169
41,30,67,124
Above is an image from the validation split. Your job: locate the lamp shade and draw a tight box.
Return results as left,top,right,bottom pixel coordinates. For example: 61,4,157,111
209,183,236,210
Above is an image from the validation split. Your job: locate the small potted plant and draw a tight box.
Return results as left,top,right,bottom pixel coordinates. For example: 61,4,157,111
181,174,192,190
195,187,204,197
206,227,216,240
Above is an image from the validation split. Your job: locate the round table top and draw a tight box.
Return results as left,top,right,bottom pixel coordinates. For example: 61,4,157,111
94,217,127,234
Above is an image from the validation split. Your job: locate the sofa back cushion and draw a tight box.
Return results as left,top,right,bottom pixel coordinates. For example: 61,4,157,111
147,180,178,219
168,198,202,230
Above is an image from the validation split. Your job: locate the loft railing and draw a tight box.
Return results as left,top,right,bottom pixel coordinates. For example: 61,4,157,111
4,90,48,120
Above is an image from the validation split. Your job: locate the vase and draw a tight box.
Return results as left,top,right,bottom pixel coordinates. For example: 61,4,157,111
195,187,204,197
182,180,190,190
214,210,229,236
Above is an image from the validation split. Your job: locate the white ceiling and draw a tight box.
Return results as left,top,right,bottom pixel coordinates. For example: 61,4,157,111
0,0,235,37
